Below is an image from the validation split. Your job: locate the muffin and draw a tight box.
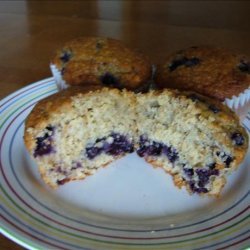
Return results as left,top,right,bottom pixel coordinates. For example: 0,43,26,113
155,46,250,109
24,88,248,196
136,90,248,196
24,87,137,188
50,37,152,91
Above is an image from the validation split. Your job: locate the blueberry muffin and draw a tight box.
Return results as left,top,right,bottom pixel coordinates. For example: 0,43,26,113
155,46,250,103
136,90,248,196
24,87,137,188
24,87,248,196
51,37,152,91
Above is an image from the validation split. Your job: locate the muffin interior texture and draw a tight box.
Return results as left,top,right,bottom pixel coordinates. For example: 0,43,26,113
25,88,137,187
136,91,247,195
24,88,248,196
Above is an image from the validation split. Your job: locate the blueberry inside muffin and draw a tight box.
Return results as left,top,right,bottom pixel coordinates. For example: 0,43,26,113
135,90,248,196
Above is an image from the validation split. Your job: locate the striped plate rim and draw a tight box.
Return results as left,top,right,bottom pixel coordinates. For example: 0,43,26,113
0,78,249,250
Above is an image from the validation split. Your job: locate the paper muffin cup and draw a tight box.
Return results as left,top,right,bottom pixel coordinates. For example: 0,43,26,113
50,63,156,92
50,63,69,90
224,87,250,120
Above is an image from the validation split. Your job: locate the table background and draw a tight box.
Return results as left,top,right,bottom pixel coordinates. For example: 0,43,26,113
1,1,250,249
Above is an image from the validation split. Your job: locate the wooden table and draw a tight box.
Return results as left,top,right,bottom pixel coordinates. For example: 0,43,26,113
1,1,250,249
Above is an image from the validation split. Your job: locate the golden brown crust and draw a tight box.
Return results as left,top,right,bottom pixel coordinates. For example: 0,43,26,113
51,37,152,90
156,46,250,101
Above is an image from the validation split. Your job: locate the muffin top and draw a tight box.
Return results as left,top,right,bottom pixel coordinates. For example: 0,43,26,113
51,37,152,90
155,46,250,101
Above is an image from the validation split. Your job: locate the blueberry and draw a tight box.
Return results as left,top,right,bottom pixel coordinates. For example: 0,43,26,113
86,133,134,159
186,166,219,194
105,134,134,156
111,133,134,154
208,105,220,113
103,142,111,152
147,142,163,156
231,132,244,146
34,126,55,157
60,51,72,63
46,126,54,132
137,136,179,162
86,146,102,159
137,138,163,157
100,73,120,87
216,151,234,168
185,58,200,67
196,187,208,193
168,58,184,71
105,146,122,156
189,181,195,190
162,146,179,163
210,169,219,176
195,168,219,187
34,142,54,157
238,60,250,74
198,180,205,188
224,155,233,168
195,169,210,187
137,146,148,157
168,57,200,72
189,181,208,193
168,58,185,72
183,168,194,178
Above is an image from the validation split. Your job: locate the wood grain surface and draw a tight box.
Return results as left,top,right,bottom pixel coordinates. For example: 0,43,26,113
1,1,250,249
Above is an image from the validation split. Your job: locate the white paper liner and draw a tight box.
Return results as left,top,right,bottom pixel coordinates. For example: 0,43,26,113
50,64,69,90
50,63,156,92
223,88,250,118
224,88,250,110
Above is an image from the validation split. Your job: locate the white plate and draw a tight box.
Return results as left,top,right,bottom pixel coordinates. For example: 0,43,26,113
0,78,249,250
